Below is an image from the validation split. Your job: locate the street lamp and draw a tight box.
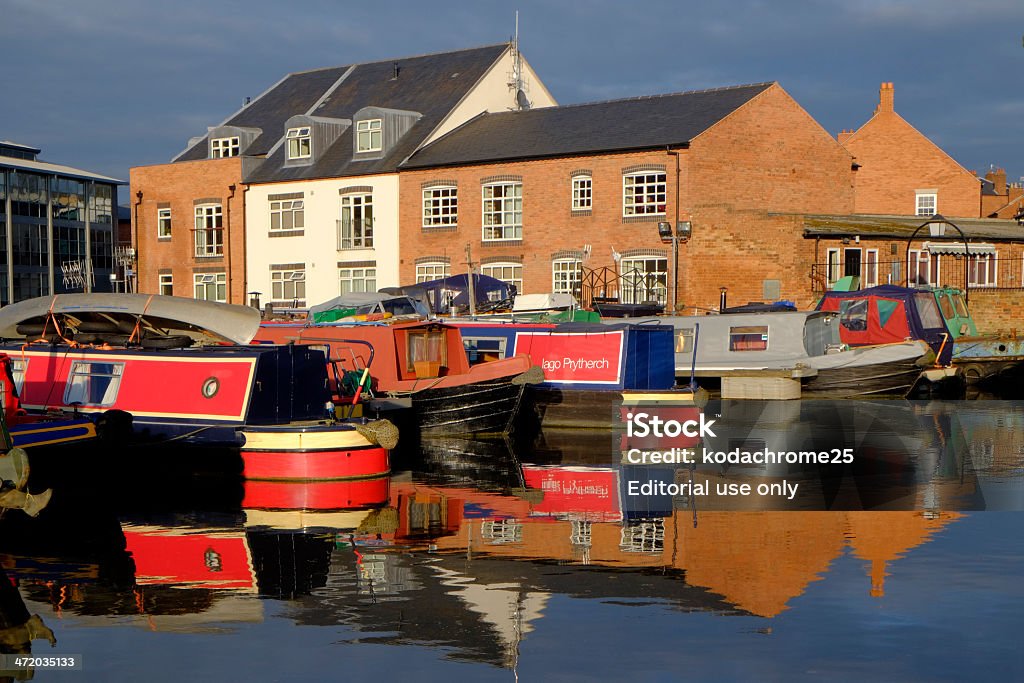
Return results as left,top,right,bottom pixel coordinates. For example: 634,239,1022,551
657,220,692,312
903,213,970,305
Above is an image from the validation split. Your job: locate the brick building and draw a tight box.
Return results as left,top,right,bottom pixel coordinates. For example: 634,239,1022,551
130,44,555,307
399,82,855,313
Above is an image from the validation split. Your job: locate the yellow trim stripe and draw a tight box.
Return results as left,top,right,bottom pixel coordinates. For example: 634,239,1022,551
240,429,374,451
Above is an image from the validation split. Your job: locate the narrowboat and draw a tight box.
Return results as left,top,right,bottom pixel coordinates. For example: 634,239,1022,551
446,319,705,428
817,284,1024,385
0,294,395,481
625,310,944,398
256,293,541,437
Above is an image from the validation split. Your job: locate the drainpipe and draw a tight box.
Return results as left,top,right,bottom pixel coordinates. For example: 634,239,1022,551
226,183,236,304
667,147,681,312
241,183,249,307
133,190,143,293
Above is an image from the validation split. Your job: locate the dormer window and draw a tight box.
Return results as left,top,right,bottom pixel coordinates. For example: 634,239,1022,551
286,127,312,159
210,137,239,158
356,119,383,153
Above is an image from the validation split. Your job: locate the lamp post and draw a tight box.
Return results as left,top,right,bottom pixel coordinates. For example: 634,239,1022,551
658,220,692,312
903,213,970,305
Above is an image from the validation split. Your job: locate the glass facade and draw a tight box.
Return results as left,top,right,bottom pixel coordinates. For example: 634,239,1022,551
0,167,118,304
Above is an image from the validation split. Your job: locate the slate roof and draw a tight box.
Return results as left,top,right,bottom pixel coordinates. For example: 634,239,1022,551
803,214,1024,241
174,44,510,181
402,82,774,169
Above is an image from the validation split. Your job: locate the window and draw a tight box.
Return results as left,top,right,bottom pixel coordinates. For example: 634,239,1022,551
194,204,223,257
968,253,997,287
619,256,667,305
356,119,382,153
339,194,373,248
339,266,376,295
908,249,938,286
157,208,172,238
480,262,522,294
729,326,769,352
64,361,124,407
270,199,304,231
272,268,306,304
838,299,869,332
572,175,592,211
675,328,695,354
210,137,240,158
286,127,311,159
416,262,450,283
916,192,937,217
826,248,841,285
159,274,173,296
482,182,522,241
194,272,226,302
422,186,458,228
864,249,879,288
623,172,666,216
552,258,582,294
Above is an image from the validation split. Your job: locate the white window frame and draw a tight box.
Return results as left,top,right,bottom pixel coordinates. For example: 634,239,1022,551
271,268,306,304
157,208,172,239
193,204,224,257
552,258,582,294
623,172,667,216
286,127,312,160
968,252,998,287
619,256,667,305
416,262,450,283
356,119,383,153
210,136,240,158
338,194,373,249
422,186,458,228
916,192,937,217
480,262,523,295
908,249,939,287
482,182,523,241
864,248,879,288
339,266,376,295
571,175,592,211
826,248,841,286
64,361,124,407
194,272,226,302
270,198,304,232
159,274,173,296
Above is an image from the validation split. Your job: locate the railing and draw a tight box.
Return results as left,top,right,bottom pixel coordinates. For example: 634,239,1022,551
809,256,1024,294
578,266,667,309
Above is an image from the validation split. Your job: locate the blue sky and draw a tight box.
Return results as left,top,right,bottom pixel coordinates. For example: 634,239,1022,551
4,0,1023,200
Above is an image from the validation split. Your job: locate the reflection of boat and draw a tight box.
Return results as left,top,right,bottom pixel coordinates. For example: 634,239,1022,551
0,294,394,481
628,311,940,398
256,294,540,437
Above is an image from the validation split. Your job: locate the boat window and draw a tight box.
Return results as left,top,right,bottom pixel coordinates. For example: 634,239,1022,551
64,361,124,407
953,293,970,318
729,326,769,351
914,293,945,329
838,299,869,332
463,336,507,363
9,359,26,396
407,330,447,372
936,294,955,320
675,328,694,354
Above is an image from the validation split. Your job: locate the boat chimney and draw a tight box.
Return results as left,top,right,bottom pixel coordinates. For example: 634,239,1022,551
719,287,728,313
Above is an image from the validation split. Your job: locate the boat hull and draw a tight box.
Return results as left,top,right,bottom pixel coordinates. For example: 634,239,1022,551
803,359,932,398
240,422,390,481
409,379,528,436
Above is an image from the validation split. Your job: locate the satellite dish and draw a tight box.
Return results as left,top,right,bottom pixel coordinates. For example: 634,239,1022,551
516,89,531,110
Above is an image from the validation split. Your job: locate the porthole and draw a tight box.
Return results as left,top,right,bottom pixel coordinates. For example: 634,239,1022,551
202,377,220,399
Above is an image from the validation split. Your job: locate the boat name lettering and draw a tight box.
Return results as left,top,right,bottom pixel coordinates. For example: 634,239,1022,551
625,411,717,439
540,357,611,372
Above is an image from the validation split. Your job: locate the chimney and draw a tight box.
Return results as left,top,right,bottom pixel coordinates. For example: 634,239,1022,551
837,129,854,145
985,167,1008,195
875,82,894,114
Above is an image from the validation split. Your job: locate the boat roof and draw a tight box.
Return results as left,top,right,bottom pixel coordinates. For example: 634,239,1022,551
0,293,262,345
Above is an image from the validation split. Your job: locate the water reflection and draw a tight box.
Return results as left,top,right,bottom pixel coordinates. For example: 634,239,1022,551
0,400,1020,677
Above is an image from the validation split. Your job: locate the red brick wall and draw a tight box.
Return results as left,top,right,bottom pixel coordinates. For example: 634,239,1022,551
130,158,247,304
842,84,980,218
399,83,855,312
968,290,1024,334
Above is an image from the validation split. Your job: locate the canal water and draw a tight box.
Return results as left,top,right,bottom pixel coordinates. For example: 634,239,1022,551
1,400,1022,682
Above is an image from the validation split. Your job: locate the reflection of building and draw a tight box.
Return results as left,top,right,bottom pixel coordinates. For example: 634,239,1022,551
0,141,121,304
